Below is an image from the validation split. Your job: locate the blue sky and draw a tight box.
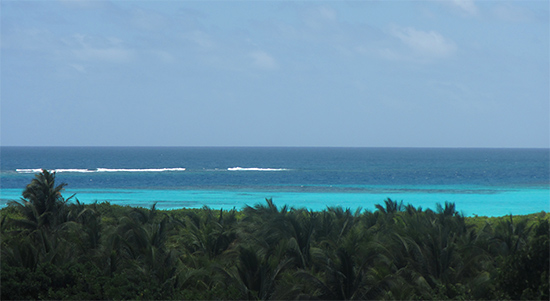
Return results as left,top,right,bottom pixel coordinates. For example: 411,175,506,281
1,0,548,147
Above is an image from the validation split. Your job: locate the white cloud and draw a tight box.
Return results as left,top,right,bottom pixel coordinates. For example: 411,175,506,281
67,34,135,63
493,4,535,22
391,26,457,59
57,0,104,9
449,0,478,16
151,50,176,63
2,27,56,51
314,6,337,21
376,47,405,61
182,30,215,49
130,7,169,31
70,63,86,73
303,5,337,29
250,51,278,70
73,47,134,62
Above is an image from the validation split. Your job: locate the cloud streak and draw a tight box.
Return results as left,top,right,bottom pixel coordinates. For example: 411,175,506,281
67,34,135,63
390,26,457,59
250,51,278,70
449,0,478,16
492,4,537,23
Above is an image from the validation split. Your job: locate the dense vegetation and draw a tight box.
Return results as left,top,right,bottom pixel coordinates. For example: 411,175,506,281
1,170,548,300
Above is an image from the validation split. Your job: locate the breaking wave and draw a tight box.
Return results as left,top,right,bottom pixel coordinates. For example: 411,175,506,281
96,168,186,172
16,168,186,173
15,167,289,173
227,167,288,171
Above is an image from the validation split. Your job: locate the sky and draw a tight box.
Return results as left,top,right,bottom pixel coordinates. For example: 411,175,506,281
1,0,548,148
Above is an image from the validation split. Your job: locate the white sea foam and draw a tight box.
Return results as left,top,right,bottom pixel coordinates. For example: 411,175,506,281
55,169,95,173
16,168,186,173
227,167,288,171
16,169,44,174
96,168,186,172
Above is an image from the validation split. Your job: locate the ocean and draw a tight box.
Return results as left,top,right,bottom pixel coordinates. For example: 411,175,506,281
1,147,548,216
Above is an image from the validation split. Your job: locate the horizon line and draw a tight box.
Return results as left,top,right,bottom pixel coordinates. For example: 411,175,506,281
1,145,549,150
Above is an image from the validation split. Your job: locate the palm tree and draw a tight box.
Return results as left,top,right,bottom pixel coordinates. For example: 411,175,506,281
112,207,184,299
491,214,533,256
2,170,80,274
243,198,289,218
385,202,491,299
177,206,238,262
496,219,549,300
318,206,363,245
298,249,389,300
242,200,320,270
375,198,404,215
227,246,293,300
240,199,291,255
9,169,72,230
276,208,318,269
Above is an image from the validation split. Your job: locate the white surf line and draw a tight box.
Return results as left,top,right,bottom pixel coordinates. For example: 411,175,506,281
16,168,186,173
227,167,288,171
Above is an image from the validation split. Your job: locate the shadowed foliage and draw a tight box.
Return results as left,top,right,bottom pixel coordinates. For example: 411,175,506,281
1,174,549,300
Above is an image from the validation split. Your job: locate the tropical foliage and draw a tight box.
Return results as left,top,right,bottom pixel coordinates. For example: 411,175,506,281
1,170,548,300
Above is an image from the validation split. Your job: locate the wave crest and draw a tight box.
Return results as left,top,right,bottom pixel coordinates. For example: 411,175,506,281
16,169,45,174
16,168,186,173
227,167,288,171
96,168,186,172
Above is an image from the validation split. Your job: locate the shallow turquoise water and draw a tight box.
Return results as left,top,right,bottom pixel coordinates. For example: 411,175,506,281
2,147,548,216
2,186,548,216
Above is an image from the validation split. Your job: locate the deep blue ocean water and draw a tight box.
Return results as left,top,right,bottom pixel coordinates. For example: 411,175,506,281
1,147,548,216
